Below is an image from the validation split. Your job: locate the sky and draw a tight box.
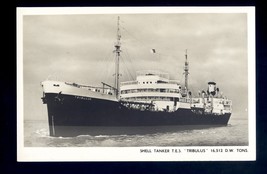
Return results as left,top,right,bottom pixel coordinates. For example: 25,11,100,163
22,12,248,120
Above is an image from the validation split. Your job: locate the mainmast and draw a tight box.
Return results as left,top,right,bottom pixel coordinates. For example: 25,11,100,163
184,49,189,91
114,16,122,99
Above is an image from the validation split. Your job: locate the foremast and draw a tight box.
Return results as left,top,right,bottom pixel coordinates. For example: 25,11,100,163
184,49,189,92
114,16,122,99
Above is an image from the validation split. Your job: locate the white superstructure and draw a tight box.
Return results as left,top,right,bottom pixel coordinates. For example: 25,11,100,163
120,70,183,111
120,71,232,114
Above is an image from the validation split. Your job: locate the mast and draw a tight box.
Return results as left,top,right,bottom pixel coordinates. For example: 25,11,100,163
184,49,189,91
114,16,122,99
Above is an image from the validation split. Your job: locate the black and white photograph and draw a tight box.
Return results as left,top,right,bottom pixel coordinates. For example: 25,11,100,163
17,7,255,161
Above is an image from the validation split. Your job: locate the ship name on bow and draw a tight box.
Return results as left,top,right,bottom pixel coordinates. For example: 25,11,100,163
75,96,92,101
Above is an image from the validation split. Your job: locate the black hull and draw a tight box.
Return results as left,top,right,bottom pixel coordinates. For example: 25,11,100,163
44,93,231,137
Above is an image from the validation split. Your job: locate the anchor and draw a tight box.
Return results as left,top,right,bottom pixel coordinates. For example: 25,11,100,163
55,91,64,103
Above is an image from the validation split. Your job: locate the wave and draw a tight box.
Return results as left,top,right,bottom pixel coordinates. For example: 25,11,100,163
35,128,49,137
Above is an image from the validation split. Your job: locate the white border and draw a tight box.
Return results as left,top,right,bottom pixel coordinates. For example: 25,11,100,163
17,7,256,161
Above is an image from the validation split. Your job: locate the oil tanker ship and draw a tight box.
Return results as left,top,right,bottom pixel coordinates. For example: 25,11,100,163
41,17,232,137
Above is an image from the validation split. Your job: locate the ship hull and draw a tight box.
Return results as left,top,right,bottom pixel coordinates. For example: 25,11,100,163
43,93,231,137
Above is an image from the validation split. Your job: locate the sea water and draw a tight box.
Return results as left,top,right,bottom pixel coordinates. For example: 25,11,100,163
24,115,248,147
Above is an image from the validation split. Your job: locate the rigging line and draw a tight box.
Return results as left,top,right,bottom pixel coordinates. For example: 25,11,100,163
120,53,135,81
121,24,166,53
121,47,136,80
102,43,118,82
121,26,155,51
121,26,177,59
95,43,114,82
100,55,112,83
101,56,110,82
104,55,115,85
98,48,113,84
95,40,114,64
122,46,135,67
123,56,134,80
120,57,131,81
